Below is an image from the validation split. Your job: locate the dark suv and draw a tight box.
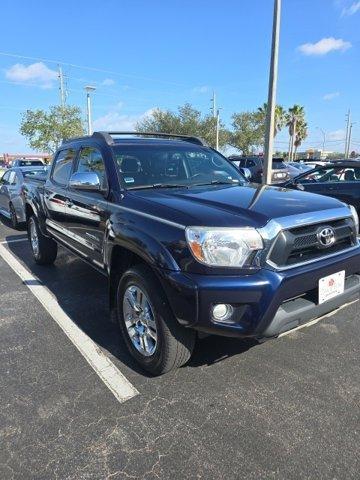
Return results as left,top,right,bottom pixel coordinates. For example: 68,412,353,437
24,132,360,375
228,155,290,183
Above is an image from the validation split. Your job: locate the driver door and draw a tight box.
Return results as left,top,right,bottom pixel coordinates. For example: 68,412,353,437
296,166,344,199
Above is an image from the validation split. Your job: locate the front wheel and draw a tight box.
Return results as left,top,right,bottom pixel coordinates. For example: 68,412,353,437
116,265,195,375
28,215,58,265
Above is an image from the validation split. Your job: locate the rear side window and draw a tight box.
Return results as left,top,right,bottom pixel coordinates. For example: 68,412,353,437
52,149,76,186
8,172,18,185
75,146,107,188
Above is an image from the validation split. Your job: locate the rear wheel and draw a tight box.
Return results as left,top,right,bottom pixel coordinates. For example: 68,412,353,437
116,264,195,375
28,215,58,265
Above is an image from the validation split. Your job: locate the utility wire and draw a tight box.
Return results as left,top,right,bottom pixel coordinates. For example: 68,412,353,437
0,51,190,88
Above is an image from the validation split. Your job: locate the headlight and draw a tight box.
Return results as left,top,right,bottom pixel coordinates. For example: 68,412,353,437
349,205,359,234
185,227,263,267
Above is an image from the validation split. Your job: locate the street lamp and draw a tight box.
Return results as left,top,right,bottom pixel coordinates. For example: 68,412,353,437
84,85,96,135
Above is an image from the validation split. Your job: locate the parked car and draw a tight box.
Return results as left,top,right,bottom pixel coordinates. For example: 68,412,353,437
228,156,290,183
23,132,360,375
286,161,312,172
11,159,45,168
284,162,303,179
283,162,360,214
0,166,48,228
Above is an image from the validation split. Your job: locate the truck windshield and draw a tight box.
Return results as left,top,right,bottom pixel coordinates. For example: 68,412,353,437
112,144,244,189
17,160,44,167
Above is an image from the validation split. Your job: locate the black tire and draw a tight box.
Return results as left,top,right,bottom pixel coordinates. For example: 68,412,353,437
28,215,58,265
116,264,195,375
9,203,20,230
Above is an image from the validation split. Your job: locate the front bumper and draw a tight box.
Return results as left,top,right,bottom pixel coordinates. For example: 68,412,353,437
158,246,360,339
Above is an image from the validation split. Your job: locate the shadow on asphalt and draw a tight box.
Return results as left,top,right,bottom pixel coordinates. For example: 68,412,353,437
4,232,259,376
0,215,27,233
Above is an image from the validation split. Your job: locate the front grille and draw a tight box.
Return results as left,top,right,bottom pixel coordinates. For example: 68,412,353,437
267,217,357,268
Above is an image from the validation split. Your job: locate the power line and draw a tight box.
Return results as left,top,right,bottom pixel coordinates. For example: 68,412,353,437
0,51,190,88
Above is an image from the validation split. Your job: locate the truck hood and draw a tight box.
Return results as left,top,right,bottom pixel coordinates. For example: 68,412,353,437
128,183,346,229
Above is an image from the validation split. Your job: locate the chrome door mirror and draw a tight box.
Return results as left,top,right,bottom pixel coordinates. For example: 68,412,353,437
239,167,252,181
69,172,101,192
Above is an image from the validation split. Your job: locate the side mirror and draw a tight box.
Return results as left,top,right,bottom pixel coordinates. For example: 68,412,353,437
239,167,252,181
69,172,101,192
295,181,305,191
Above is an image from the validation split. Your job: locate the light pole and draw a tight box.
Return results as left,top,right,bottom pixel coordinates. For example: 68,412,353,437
316,127,326,152
348,122,356,157
263,0,281,184
215,109,220,150
345,109,351,158
85,85,96,135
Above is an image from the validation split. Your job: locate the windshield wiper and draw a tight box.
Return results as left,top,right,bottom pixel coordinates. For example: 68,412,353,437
128,183,189,190
192,180,240,187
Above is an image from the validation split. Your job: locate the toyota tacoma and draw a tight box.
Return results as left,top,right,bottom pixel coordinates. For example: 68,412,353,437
23,132,360,375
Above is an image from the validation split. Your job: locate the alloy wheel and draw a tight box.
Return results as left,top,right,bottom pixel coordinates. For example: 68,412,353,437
122,285,157,357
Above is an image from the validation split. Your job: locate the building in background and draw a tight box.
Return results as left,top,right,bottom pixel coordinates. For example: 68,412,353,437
297,149,335,160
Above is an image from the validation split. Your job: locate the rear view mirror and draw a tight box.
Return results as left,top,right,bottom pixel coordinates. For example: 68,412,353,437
69,172,101,192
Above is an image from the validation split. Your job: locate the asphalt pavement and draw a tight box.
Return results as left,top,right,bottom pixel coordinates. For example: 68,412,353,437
0,215,359,480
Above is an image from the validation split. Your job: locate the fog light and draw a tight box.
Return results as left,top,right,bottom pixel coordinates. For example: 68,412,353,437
212,304,234,322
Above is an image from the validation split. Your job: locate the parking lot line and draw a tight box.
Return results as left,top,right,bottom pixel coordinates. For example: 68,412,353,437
0,238,28,244
0,242,139,404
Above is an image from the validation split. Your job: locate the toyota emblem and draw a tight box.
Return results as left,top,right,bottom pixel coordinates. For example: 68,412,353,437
317,227,336,248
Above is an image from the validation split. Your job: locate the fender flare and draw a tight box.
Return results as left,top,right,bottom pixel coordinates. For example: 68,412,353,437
105,222,180,275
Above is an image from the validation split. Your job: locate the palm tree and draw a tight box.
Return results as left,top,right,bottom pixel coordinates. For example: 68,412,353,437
286,105,305,160
293,121,308,160
257,103,286,137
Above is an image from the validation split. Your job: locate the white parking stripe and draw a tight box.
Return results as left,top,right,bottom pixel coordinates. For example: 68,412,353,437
0,238,28,244
0,243,139,404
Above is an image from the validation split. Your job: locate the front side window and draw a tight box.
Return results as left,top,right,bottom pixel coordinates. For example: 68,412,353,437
52,149,76,186
75,146,107,188
112,144,243,189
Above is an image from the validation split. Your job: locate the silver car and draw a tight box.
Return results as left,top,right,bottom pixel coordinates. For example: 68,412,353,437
0,167,47,229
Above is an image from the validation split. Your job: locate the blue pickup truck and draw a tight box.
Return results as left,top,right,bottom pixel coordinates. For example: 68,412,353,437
23,132,360,375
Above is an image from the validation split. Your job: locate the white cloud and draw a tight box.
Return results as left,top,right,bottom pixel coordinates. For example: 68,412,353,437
5,62,58,88
298,37,351,56
192,85,210,94
328,129,346,140
93,107,157,131
323,92,340,100
342,1,360,16
102,78,115,86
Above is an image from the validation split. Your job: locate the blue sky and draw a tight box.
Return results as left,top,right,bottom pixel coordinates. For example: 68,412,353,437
1,0,360,154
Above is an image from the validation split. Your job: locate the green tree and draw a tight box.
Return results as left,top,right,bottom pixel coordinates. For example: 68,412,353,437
293,121,308,159
286,105,306,160
229,111,263,155
20,105,84,154
256,103,286,138
136,103,229,149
